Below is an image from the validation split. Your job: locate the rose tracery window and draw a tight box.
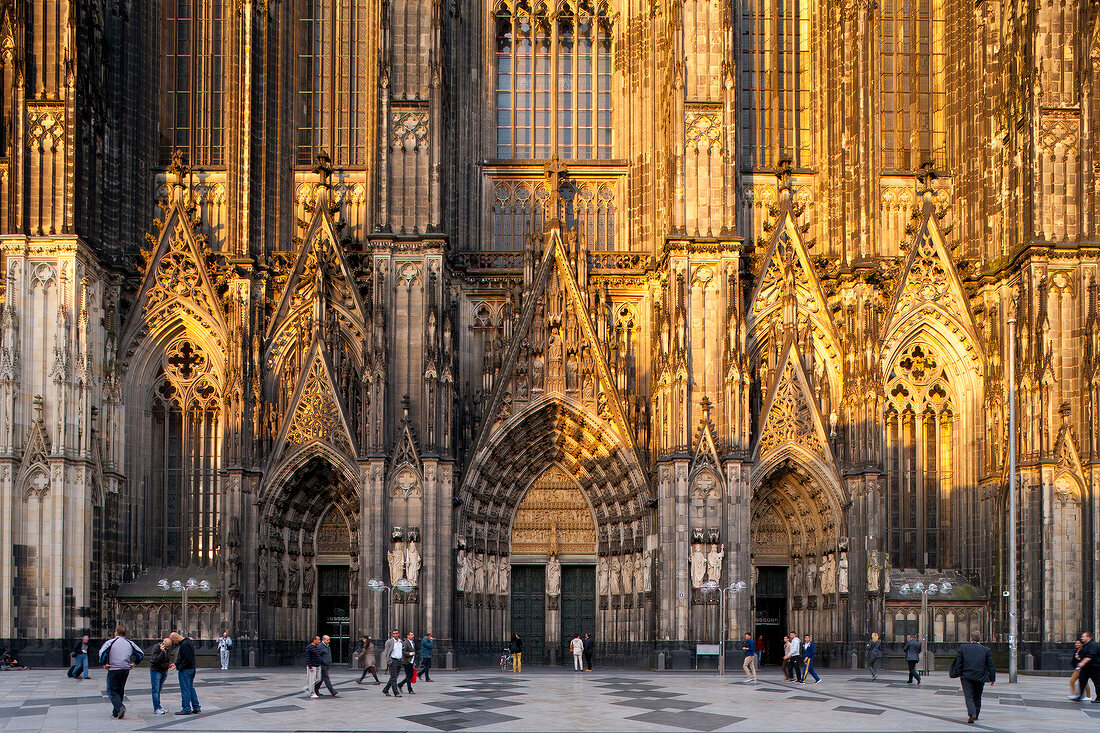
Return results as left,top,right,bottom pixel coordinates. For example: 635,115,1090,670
494,0,613,160
885,341,953,570
148,339,221,566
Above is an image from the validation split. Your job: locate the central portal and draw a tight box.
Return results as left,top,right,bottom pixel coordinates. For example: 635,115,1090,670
559,565,595,662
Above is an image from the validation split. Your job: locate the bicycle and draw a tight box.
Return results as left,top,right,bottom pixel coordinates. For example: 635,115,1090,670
499,648,513,672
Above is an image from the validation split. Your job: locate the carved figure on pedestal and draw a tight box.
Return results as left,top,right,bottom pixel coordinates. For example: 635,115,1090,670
302,564,315,606
498,558,510,594
487,556,498,594
706,544,724,583
866,552,881,593
689,543,707,588
389,542,406,585
634,552,645,593
838,552,849,594
473,553,486,594
609,556,622,595
806,559,818,595
547,556,561,595
597,556,609,595
287,561,300,607
621,553,635,594
641,549,653,593
455,549,468,592
405,542,422,586
821,554,836,595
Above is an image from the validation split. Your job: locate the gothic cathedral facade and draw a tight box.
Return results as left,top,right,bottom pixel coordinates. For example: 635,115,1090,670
0,0,1097,666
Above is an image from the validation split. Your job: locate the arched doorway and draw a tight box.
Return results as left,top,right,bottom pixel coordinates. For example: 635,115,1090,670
750,460,844,663
259,453,360,655
508,466,597,664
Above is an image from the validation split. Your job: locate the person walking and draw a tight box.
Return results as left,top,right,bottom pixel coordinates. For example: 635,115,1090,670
217,631,233,670
803,634,820,683
756,635,765,668
381,630,404,697
1069,631,1100,702
304,636,322,697
98,625,144,720
419,632,434,681
788,632,804,683
904,634,922,685
312,635,339,697
583,633,594,671
570,633,584,671
357,635,379,684
741,633,757,682
950,630,995,724
782,634,792,681
72,635,90,679
510,633,523,673
866,632,884,680
396,632,417,694
148,637,174,715
171,632,201,715
1067,638,1094,700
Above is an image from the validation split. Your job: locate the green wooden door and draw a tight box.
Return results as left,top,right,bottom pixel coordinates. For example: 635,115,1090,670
510,565,546,662
559,565,596,661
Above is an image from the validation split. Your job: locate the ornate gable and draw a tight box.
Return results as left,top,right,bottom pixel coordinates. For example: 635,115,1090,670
271,339,357,463
18,396,51,499
749,211,837,346
390,401,423,499
265,200,367,375
472,227,638,456
882,207,980,356
690,398,722,477
120,186,228,364
754,337,835,467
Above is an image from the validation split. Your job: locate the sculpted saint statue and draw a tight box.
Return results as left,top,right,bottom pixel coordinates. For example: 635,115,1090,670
487,556,498,594
597,556,609,595
706,544,724,583
689,544,707,588
621,554,635,594
641,549,653,593
546,556,561,596
473,553,486,594
498,558,510,594
634,552,645,593
405,542,422,586
838,552,849,594
609,556,622,595
388,542,406,585
455,549,468,592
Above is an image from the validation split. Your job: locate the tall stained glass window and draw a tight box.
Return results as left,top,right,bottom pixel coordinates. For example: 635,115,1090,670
879,0,946,170
739,0,811,168
495,0,612,160
159,0,225,166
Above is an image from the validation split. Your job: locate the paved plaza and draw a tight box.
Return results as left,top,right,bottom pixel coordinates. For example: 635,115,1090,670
0,665,1097,732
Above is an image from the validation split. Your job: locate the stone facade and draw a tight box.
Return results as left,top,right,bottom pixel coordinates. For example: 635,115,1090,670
0,0,1098,666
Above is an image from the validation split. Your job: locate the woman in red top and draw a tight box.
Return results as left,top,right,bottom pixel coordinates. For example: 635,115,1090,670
756,636,765,667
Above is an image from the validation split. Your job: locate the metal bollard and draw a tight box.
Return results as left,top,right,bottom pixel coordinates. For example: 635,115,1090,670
850,651,859,670
1024,653,1034,672
248,649,256,668
445,650,454,670
657,651,666,671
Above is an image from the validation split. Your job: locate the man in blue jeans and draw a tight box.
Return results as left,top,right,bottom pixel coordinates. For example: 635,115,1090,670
148,638,174,715
170,632,201,715
72,635,90,679
98,625,144,719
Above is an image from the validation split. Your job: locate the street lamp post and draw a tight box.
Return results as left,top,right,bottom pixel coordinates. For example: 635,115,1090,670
366,578,413,634
1007,308,1018,684
899,580,953,674
701,579,748,675
158,577,212,637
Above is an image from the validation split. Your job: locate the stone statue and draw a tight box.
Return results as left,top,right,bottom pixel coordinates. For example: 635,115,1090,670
706,544,724,583
621,553,635,594
455,549,468,592
866,551,880,593
838,551,849,594
821,554,836,595
303,564,315,597
487,556,498,594
806,559,818,594
609,556,622,595
473,553,486,594
405,542,422,586
498,558,510,594
597,556,609,595
287,561,300,606
634,552,645,593
641,549,653,593
689,544,707,588
257,548,268,593
388,542,406,585
792,561,804,595
547,556,561,595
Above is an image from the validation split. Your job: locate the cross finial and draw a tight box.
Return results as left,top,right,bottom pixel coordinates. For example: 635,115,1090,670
313,151,334,188
777,157,794,202
916,161,938,205
544,153,568,225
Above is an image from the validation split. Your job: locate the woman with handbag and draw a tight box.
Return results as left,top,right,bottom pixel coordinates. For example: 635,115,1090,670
357,635,379,684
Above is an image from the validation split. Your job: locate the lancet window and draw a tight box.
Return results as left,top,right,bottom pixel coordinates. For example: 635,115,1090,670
147,339,222,566
739,0,811,168
494,0,613,160
885,342,953,570
296,0,371,165
159,0,225,165
879,0,946,170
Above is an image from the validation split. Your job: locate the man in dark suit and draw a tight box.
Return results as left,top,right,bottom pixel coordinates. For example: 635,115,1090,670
952,631,995,724
904,635,922,685
1070,631,1099,702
